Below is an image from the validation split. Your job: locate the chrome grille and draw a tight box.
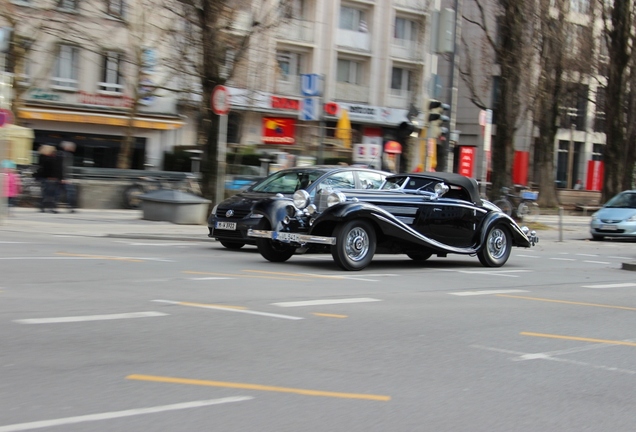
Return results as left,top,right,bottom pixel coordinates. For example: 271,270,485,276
216,207,250,219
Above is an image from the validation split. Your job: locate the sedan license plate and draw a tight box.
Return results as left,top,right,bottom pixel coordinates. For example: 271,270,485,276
215,221,237,231
601,224,618,231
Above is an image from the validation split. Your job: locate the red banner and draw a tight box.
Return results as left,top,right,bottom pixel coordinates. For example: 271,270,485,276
512,151,529,186
458,146,476,177
586,160,604,191
262,117,296,144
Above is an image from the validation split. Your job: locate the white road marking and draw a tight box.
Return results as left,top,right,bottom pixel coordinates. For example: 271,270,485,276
189,277,233,281
609,256,632,260
576,253,598,257
272,298,382,308
0,241,28,244
440,269,530,277
153,300,303,320
117,241,193,246
0,397,253,432
449,289,530,296
583,260,611,264
515,254,540,258
582,283,636,289
14,311,168,324
0,257,174,262
550,258,576,261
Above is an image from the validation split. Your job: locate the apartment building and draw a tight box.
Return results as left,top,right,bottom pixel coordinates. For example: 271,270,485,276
221,0,433,171
2,0,187,170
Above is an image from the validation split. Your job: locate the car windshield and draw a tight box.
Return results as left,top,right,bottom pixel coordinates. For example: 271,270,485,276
250,169,325,194
380,176,437,192
380,176,408,190
604,192,636,209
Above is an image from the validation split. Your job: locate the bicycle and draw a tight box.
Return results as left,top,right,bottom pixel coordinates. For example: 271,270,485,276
493,187,540,223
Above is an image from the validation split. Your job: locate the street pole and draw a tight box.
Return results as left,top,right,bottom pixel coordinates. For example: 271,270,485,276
0,53,9,224
447,0,463,173
215,114,228,206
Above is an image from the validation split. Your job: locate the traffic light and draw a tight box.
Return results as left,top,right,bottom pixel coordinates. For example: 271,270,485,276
428,99,450,138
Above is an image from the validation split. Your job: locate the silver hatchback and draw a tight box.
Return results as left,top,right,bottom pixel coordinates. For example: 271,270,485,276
590,190,636,240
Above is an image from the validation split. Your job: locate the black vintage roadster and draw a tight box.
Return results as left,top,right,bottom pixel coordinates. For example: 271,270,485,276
247,172,538,271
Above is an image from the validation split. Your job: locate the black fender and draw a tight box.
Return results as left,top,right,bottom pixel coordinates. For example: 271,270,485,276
477,211,532,248
251,197,296,231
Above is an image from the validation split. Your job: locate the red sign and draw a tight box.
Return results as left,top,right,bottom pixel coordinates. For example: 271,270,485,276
586,160,604,191
512,150,529,186
458,146,476,177
262,117,296,144
211,85,231,115
384,140,402,154
271,96,300,111
324,102,339,116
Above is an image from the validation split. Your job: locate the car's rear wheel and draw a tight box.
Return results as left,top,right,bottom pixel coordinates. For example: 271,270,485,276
331,220,376,271
219,240,245,249
478,224,511,267
406,251,433,261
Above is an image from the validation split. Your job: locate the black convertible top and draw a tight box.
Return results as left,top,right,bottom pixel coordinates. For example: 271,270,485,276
387,172,483,205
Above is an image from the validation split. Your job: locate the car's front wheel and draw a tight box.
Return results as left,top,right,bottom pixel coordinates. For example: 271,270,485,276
256,238,295,262
331,220,376,271
477,224,511,267
219,240,245,250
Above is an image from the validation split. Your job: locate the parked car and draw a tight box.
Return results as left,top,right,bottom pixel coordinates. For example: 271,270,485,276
589,190,636,240
247,172,538,271
208,165,390,249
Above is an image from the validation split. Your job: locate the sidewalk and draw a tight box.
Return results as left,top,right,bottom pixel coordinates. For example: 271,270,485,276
0,207,591,242
0,207,209,242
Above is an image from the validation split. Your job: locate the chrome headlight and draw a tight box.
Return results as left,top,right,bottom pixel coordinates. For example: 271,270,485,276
293,190,311,209
327,192,347,207
304,204,317,215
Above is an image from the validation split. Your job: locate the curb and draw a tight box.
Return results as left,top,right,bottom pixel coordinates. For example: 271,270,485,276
106,234,212,242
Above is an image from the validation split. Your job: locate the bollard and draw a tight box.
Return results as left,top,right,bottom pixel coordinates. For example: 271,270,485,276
558,206,563,242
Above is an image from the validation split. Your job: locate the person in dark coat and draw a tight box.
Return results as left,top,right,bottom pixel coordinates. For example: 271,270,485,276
35,144,61,213
58,141,77,212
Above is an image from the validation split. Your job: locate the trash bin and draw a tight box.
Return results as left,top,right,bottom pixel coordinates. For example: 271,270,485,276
139,190,211,224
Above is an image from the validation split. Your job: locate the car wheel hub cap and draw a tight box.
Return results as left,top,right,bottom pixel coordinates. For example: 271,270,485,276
488,228,507,259
346,228,369,261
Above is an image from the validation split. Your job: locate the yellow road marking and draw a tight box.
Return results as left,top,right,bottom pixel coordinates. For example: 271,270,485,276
521,332,636,347
126,374,390,401
56,252,142,262
312,313,348,318
182,271,303,281
242,270,346,279
178,301,247,310
497,294,636,312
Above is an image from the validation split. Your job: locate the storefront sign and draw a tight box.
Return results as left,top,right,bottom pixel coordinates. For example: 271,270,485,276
262,117,296,144
271,96,300,111
353,143,382,164
78,91,134,108
458,146,476,178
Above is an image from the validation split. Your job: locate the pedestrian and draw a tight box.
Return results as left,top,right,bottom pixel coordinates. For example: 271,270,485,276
1,159,21,215
58,141,78,213
35,144,61,213
574,179,583,190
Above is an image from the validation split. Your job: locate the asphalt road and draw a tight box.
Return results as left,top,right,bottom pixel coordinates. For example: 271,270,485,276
1,229,635,431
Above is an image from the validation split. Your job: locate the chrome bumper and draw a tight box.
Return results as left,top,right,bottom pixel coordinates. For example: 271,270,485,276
248,229,337,245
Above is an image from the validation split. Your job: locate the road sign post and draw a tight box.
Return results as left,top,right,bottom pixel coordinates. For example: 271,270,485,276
212,85,231,206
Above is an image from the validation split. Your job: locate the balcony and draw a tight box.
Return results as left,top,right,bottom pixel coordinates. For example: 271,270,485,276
274,75,301,97
387,89,412,109
276,19,315,44
335,82,370,103
336,29,371,52
390,39,423,62
393,0,426,11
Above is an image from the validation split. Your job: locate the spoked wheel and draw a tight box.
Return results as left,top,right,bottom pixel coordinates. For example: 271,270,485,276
406,251,433,261
219,241,245,250
477,224,511,267
493,199,513,216
331,220,376,271
124,185,145,209
518,202,540,223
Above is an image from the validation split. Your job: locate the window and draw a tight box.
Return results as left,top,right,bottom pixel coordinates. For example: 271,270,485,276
337,59,362,84
560,83,588,130
281,0,304,19
58,0,77,10
321,171,355,189
394,17,417,44
277,51,302,81
220,49,235,79
340,6,367,32
99,51,124,93
107,0,125,17
570,0,590,13
594,88,606,133
52,45,79,90
391,67,413,92
592,144,604,161
358,171,384,189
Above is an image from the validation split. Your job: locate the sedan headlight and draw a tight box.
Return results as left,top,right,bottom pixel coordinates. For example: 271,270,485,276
327,192,347,207
293,190,311,209
627,214,636,222
590,213,598,221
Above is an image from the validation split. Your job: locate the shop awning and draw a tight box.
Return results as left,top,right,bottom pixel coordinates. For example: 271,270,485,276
1,124,35,165
18,108,184,130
